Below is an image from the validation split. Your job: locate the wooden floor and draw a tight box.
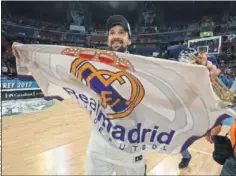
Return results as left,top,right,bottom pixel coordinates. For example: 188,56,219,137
2,99,228,175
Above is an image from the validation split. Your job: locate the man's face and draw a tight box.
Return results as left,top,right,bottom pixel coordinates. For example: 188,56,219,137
107,25,131,52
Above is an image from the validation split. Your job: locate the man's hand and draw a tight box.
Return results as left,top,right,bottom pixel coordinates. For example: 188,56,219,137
205,125,222,144
197,52,221,79
206,61,221,79
12,42,20,59
205,133,214,144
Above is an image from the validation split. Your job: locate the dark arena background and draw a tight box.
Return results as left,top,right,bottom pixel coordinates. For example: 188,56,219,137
1,1,236,175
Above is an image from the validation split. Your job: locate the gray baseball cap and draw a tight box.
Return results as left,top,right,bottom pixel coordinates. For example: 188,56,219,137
106,15,131,37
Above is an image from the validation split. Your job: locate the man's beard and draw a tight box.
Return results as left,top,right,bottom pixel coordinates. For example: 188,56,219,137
109,40,128,53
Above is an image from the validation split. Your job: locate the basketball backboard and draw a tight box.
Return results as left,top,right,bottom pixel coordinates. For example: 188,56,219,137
188,36,222,55
197,46,209,53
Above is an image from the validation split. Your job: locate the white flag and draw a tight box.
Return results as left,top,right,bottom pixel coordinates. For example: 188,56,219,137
13,43,236,154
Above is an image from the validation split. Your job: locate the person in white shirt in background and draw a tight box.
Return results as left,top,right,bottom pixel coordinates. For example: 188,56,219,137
230,78,236,95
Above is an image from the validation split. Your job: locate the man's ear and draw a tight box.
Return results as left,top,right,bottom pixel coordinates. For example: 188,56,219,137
128,38,132,46
107,38,109,47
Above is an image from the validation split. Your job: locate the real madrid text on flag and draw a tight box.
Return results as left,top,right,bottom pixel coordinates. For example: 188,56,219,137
13,43,236,154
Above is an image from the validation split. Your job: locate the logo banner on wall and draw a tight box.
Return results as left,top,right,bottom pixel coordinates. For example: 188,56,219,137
1,79,39,89
2,89,44,101
13,43,236,154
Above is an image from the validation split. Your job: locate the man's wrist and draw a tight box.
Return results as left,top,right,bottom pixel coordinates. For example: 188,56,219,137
206,129,211,136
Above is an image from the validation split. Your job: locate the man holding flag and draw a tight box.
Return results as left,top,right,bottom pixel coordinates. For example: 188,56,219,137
12,15,224,175
84,15,221,175
85,15,148,175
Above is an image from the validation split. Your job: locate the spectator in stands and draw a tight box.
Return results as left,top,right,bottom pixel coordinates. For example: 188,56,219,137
2,63,9,77
220,73,229,87
7,56,17,78
208,55,219,68
230,78,236,94
220,69,235,89
227,75,235,89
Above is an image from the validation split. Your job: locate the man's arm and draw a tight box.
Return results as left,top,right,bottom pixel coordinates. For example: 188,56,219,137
205,124,223,144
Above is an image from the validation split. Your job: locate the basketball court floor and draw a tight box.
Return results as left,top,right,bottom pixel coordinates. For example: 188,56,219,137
2,99,231,175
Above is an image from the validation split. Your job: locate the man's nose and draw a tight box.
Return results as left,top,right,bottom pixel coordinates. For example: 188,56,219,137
112,33,121,40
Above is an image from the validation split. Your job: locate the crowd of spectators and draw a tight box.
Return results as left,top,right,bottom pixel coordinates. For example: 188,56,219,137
2,15,69,32
2,46,17,79
1,13,236,82
2,33,236,86
2,13,235,35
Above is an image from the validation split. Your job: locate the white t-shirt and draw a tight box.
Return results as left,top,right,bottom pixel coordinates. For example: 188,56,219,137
86,50,145,167
2,66,8,73
87,128,145,168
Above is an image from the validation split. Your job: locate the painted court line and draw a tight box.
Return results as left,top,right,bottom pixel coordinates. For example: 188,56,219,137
188,148,212,156
147,147,213,174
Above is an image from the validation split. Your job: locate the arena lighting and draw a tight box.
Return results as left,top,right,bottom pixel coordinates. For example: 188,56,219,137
108,1,119,8
106,1,138,10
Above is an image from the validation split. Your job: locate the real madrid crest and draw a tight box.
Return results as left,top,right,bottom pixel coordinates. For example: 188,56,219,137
61,47,145,119
61,47,135,72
